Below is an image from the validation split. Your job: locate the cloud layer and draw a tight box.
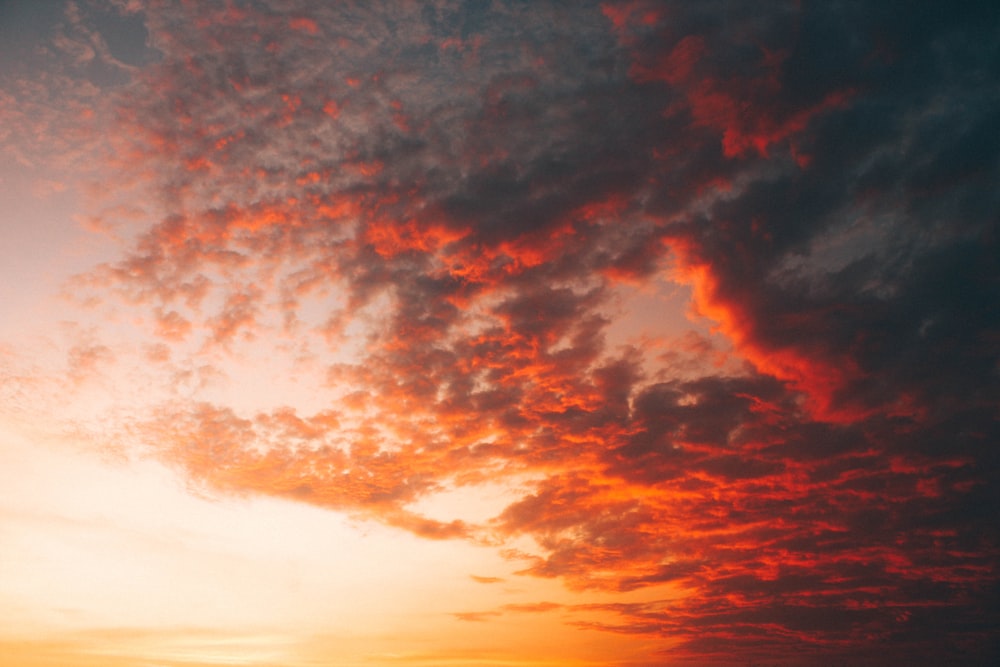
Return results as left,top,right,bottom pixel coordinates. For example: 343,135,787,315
57,1,1000,664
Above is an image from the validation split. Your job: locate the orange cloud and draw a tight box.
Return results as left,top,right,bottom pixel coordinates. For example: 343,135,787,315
51,2,1000,664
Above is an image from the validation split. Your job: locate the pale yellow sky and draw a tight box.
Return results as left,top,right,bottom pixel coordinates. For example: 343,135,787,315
0,413,682,667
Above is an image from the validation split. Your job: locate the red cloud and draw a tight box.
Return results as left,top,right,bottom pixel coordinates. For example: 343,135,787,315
665,245,864,422
289,17,319,35
67,2,1000,664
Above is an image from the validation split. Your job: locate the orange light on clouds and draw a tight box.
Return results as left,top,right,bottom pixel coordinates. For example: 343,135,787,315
1,1,997,666
1,415,670,667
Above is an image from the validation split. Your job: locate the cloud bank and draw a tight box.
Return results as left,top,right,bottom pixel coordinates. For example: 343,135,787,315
58,1,1000,664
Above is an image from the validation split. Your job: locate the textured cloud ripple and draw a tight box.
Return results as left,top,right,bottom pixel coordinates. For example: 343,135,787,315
4,1,998,665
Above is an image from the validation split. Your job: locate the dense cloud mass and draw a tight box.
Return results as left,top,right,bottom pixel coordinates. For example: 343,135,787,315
61,0,1000,664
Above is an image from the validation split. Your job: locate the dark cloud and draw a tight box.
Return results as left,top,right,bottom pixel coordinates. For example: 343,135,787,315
72,0,1000,664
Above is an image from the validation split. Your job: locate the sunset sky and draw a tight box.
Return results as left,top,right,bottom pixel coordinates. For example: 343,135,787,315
1,1,998,666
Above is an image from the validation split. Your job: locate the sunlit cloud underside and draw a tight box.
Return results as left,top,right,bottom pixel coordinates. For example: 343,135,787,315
0,1,998,666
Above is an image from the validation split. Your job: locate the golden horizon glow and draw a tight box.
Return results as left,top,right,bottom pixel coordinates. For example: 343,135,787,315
0,414,684,667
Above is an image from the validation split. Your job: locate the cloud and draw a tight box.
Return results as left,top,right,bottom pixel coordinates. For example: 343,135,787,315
451,611,502,623
56,0,1000,664
502,602,563,614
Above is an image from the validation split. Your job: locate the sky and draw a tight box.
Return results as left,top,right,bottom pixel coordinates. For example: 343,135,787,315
0,1,998,666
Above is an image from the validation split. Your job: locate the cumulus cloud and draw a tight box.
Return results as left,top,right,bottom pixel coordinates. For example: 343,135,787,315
61,0,1000,664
